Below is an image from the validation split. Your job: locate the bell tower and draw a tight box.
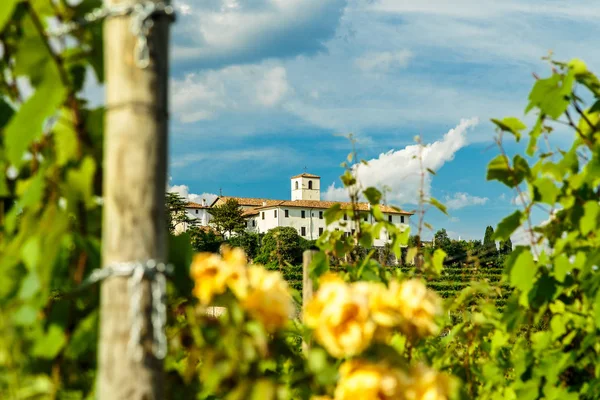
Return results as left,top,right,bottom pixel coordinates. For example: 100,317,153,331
291,173,320,201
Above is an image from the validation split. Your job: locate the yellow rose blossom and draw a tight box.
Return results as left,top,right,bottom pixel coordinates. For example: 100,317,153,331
220,245,249,299
400,364,451,400
305,277,375,358
334,359,405,400
391,279,442,338
190,252,229,305
242,266,295,332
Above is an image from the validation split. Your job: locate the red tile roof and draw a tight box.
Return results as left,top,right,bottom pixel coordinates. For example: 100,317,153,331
291,173,320,179
186,202,209,209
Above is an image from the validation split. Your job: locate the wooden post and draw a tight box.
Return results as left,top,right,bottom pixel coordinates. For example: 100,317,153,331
98,0,170,399
302,250,317,353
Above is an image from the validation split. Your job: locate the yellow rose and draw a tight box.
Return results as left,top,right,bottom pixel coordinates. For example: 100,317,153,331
190,253,229,305
305,277,375,358
400,364,451,400
220,246,249,299
391,279,442,338
334,360,405,400
242,266,295,332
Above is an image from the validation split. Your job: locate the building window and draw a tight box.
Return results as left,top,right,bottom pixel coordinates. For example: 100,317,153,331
388,215,392,222
301,227,306,236
285,209,289,218
301,210,306,218
319,211,323,219
252,220,256,227
401,216,405,223
364,215,368,222
319,227,324,235
343,214,347,221
262,212,265,220
295,181,299,190
195,209,199,214
308,180,313,189
274,210,277,218
352,229,355,235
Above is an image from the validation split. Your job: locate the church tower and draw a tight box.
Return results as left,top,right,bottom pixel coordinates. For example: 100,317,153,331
291,173,320,201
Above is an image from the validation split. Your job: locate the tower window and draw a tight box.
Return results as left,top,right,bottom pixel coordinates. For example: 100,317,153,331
301,210,306,218
308,180,313,189
301,227,306,236
285,209,289,218
401,216,405,223
295,181,299,190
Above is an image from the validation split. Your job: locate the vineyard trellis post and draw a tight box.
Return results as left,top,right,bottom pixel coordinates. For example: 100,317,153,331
302,249,316,353
98,0,171,399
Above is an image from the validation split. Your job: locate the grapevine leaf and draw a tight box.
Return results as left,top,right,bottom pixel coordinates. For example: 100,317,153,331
32,324,67,359
486,155,513,186
363,187,382,204
509,248,537,306
494,210,523,241
580,201,599,235
5,79,67,166
428,197,448,215
491,117,527,141
0,0,18,32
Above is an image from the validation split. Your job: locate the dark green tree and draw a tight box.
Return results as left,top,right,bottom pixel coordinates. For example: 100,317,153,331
209,198,246,237
189,227,223,253
227,232,263,260
255,227,303,267
433,229,452,253
482,226,498,265
499,238,513,255
166,192,193,233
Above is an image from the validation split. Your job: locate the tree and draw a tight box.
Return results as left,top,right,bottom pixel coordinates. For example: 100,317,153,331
166,192,193,233
209,198,246,237
189,227,223,253
482,225,498,265
433,229,452,253
227,232,263,260
499,238,513,255
255,227,303,267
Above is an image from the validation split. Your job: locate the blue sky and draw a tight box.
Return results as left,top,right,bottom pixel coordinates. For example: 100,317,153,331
162,0,600,242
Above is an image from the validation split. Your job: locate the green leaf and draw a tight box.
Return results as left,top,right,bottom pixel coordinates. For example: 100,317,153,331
428,197,448,215
509,249,537,306
491,117,527,141
54,109,79,166
5,79,67,166
495,210,522,241
430,249,446,274
533,177,559,205
169,233,194,295
553,254,571,283
324,203,343,225
65,311,98,359
487,155,513,186
310,251,329,280
526,116,544,156
525,72,573,119
0,0,18,32
580,201,599,235
512,155,531,186
13,305,39,325
66,156,97,209
371,204,384,221
32,324,67,359
363,187,382,204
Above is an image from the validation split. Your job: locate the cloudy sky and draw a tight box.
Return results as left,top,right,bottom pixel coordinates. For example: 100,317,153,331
160,0,600,241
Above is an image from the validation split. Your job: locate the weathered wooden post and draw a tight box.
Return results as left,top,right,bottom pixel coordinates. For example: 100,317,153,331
98,0,172,399
302,249,317,353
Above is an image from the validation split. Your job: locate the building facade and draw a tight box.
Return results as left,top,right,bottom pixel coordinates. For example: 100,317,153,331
200,173,413,247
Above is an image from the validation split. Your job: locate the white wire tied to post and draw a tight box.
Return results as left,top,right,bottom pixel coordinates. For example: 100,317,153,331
47,1,176,68
85,260,173,360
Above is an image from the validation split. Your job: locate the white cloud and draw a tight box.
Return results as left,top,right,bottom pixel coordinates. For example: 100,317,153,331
171,147,298,169
355,50,412,72
172,0,347,69
324,118,479,205
444,192,489,210
171,63,292,123
449,216,460,223
168,183,218,205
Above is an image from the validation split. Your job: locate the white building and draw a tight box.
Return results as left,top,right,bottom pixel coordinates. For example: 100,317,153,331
204,173,413,247
174,199,212,234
